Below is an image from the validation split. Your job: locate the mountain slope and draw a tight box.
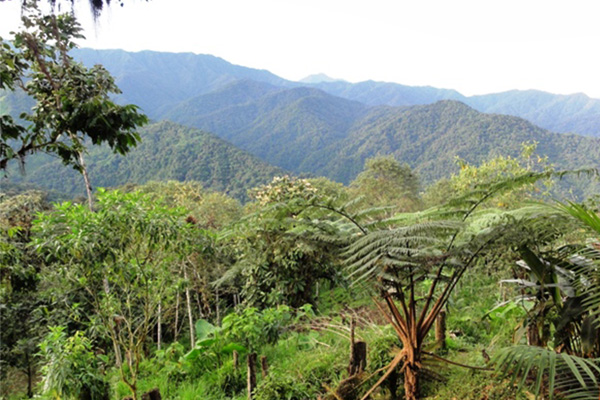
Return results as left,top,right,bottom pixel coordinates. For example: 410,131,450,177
312,101,600,185
467,90,600,136
307,81,600,136
162,88,599,196
70,49,598,137
163,82,368,171
309,80,467,107
6,121,285,201
72,48,294,116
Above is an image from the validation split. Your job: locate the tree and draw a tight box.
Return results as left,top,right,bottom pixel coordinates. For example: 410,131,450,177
220,176,342,308
342,171,560,400
0,190,50,398
0,1,147,207
350,155,421,213
32,189,205,400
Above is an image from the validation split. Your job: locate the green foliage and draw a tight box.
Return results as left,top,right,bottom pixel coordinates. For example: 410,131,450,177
221,305,297,351
350,155,421,212
38,326,107,400
253,372,314,400
32,189,204,399
161,82,600,198
493,346,600,400
0,2,147,172
8,121,284,202
221,176,343,308
132,180,242,229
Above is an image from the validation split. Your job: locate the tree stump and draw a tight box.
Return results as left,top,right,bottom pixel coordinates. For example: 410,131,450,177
247,352,257,399
141,388,161,400
348,341,367,375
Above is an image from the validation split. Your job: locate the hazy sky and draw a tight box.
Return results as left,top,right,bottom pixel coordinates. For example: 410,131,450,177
1,0,599,98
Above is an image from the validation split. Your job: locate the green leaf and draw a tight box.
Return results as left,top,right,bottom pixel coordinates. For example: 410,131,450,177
194,319,218,341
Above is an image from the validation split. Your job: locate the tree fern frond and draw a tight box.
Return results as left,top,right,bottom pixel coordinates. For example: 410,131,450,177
493,346,600,400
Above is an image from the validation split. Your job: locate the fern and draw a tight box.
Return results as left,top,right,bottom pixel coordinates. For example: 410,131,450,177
493,346,600,400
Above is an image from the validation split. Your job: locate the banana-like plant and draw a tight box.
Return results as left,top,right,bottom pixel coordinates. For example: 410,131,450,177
493,199,600,400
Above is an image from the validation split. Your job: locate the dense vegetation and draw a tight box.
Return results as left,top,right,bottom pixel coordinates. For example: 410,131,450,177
1,6,600,400
2,152,599,400
6,121,285,202
163,85,599,196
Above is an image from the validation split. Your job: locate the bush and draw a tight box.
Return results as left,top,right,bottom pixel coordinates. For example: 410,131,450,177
253,372,314,400
38,326,107,400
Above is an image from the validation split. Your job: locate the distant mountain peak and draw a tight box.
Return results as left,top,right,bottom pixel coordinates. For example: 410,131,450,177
299,73,345,84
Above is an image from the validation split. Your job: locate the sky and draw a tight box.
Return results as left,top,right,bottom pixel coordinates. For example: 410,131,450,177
1,0,599,99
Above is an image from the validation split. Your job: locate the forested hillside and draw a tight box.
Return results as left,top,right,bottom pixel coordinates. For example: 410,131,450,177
308,81,600,136
7,121,285,201
161,83,600,196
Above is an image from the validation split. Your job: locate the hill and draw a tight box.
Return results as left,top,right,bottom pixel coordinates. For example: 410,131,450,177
313,101,600,186
5,121,286,202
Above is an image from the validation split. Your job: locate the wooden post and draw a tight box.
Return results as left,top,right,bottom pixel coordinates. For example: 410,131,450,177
348,318,367,375
260,355,269,378
233,350,239,370
247,352,257,399
435,310,446,350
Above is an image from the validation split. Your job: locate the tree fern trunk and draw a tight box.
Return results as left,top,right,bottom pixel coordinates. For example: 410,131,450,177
403,346,419,400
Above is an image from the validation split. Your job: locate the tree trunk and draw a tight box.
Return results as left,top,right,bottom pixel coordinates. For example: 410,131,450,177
527,321,540,346
403,347,419,400
174,292,180,341
26,350,33,398
233,350,239,370
215,287,221,326
247,353,257,399
348,342,367,376
157,302,162,351
183,267,195,348
78,151,94,211
260,355,269,378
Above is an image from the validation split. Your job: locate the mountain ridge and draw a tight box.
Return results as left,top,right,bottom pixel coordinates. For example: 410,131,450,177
69,48,599,137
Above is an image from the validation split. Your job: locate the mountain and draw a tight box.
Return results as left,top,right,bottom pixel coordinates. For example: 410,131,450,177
306,81,600,137
311,101,600,186
307,80,467,107
162,83,599,196
299,74,344,84
466,90,600,137
69,49,598,137
5,121,286,202
72,48,294,116
163,81,368,172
